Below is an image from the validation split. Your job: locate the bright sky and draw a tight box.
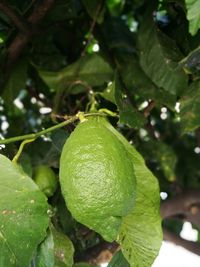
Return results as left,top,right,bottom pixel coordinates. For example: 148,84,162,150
101,222,200,267
153,241,200,267
153,222,200,267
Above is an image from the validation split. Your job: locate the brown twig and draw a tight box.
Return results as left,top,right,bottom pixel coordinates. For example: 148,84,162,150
143,100,155,117
0,0,28,33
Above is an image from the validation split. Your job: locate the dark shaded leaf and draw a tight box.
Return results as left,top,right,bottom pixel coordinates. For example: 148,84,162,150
35,226,74,267
38,54,113,92
101,17,135,52
46,0,78,21
138,8,187,95
115,73,146,128
121,56,176,108
180,80,200,133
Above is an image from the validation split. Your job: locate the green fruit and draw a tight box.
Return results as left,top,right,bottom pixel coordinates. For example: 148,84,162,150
33,165,57,197
60,116,136,241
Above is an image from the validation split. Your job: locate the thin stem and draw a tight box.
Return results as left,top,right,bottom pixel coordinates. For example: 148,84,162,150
12,138,35,163
143,100,155,118
0,115,78,145
0,112,111,145
98,108,119,117
81,1,103,57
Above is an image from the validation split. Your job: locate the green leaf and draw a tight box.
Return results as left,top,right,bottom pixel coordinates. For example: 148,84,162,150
108,251,130,267
138,8,187,95
38,54,113,92
35,230,54,267
121,56,176,109
185,0,200,35
104,124,162,267
52,226,74,267
115,73,146,128
3,58,28,106
106,0,126,17
119,108,146,129
180,80,200,133
118,146,162,266
35,226,74,267
82,0,105,24
101,72,146,128
0,154,49,267
100,81,116,104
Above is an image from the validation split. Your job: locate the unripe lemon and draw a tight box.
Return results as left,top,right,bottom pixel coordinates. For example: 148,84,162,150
60,116,136,241
33,165,57,197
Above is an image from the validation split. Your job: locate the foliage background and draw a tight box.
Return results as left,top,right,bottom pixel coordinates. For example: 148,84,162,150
0,0,200,266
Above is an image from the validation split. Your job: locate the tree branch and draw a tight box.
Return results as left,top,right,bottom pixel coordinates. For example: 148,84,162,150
161,189,200,256
161,189,200,227
27,0,54,25
163,228,200,256
0,0,28,33
5,0,55,73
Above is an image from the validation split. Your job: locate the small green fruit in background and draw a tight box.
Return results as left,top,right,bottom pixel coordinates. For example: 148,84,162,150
33,165,57,197
60,116,136,242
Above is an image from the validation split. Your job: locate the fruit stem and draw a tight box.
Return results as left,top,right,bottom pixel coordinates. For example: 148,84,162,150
77,111,87,123
89,93,98,112
86,92,98,112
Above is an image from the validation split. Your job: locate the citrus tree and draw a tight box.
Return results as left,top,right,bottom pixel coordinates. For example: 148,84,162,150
0,0,200,266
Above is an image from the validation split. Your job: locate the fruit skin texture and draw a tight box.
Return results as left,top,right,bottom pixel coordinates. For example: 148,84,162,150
60,116,136,241
33,165,57,197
